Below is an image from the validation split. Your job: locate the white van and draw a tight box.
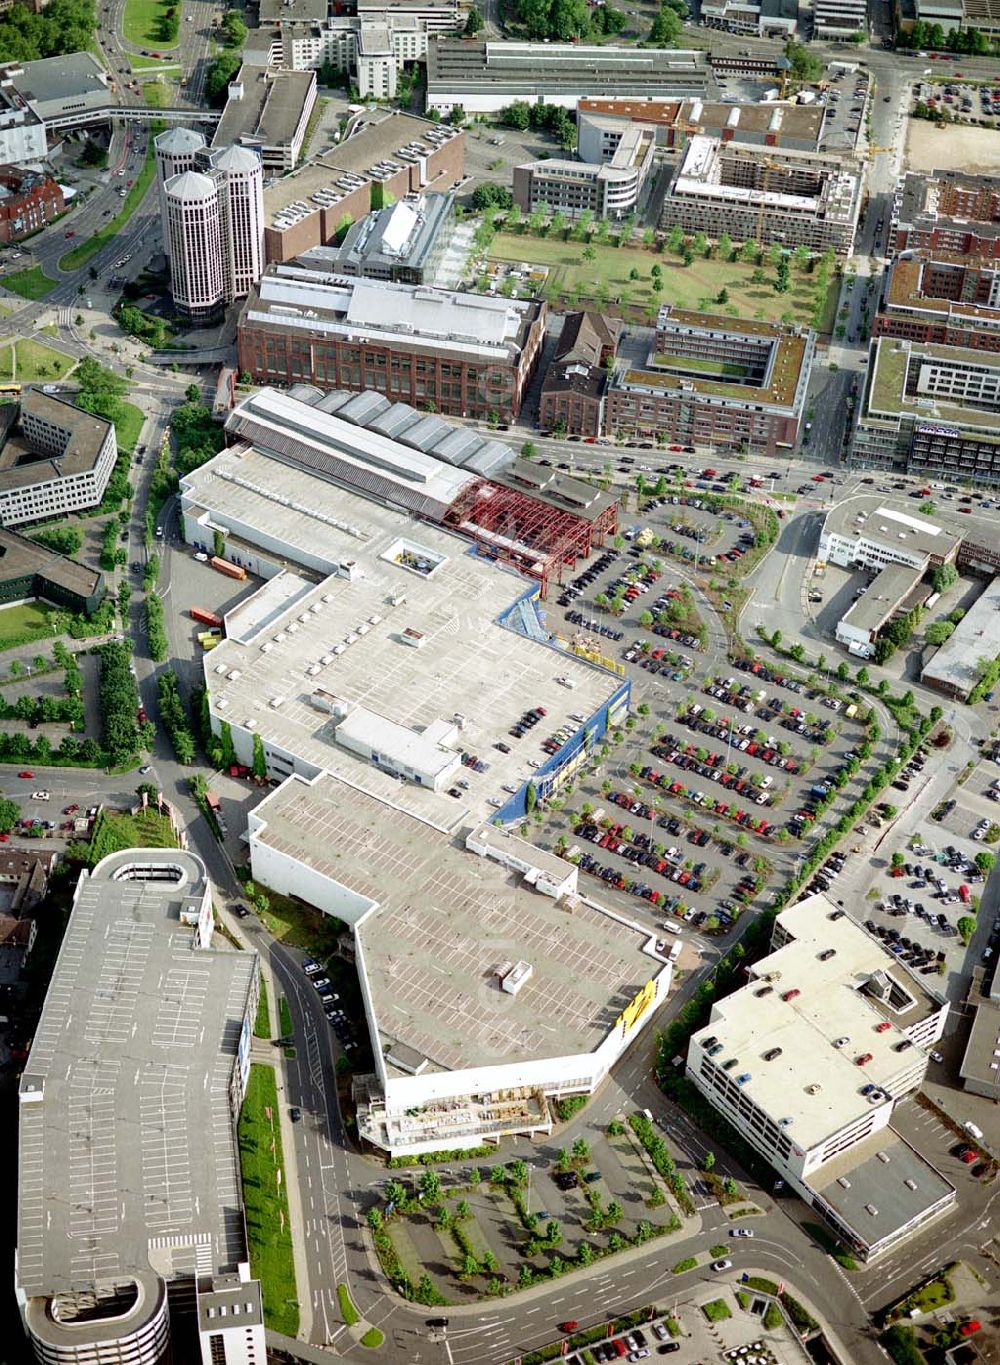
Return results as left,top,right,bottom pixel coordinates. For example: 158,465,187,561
661,920,681,937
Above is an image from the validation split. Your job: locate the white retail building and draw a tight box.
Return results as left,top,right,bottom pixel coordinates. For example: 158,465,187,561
687,894,954,1259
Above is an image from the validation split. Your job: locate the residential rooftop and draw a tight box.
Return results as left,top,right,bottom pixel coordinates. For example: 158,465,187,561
922,575,1000,699
822,497,961,561
198,491,620,832
17,851,256,1311
249,772,665,1075
615,329,809,412
868,338,1000,434
883,254,1000,330
0,389,114,490
691,894,941,1153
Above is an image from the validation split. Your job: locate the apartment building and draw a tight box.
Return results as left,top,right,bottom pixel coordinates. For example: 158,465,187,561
0,390,117,527
0,165,64,244
892,170,1000,259
237,269,546,421
659,136,861,255
604,308,814,456
425,40,712,116
873,253,1000,352
576,97,824,161
688,893,954,1260
851,337,1000,487
513,127,656,220
539,311,620,437
261,111,464,262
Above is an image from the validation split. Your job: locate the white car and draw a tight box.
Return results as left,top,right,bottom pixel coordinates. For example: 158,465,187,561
194,552,209,562
929,1051,944,1064
729,1227,754,1238
710,1259,732,1272
31,790,50,801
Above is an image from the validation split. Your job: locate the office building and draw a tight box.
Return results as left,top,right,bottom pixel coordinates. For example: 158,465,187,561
0,166,63,244
659,136,861,255
154,126,207,258
818,497,960,573
812,0,867,37
212,65,317,172
512,126,656,220
539,310,619,437
892,170,1000,259
426,40,712,116
0,390,118,526
261,110,464,262
295,192,455,285
0,54,112,139
185,385,617,595
850,337,1000,487
834,561,928,655
688,893,954,1261
921,574,1000,700
237,269,545,421
874,252,1000,352
700,0,798,35
159,139,265,322
576,96,824,161
605,309,814,456
0,524,104,616
15,849,263,1365
277,2,464,99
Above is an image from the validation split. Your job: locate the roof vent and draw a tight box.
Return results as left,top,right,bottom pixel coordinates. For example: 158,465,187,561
837,1176,851,1189
876,1151,889,1164
904,1178,917,1190
865,1204,879,1217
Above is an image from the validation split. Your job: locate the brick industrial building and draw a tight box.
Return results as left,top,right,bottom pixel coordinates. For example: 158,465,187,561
605,308,814,455
0,165,63,244
892,171,1000,259
261,110,464,262
873,253,1000,352
539,311,620,437
851,337,1000,487
659,136,861,255
237,268,546,421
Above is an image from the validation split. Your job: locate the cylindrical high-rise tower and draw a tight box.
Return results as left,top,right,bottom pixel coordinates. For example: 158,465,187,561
154,127,207,259
210,144,265,300
163,170,225,323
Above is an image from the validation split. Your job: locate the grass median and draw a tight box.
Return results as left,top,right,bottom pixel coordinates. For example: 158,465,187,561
238,1064,299,1334
4,266,56,301
59,126,164,272
123,0,178,49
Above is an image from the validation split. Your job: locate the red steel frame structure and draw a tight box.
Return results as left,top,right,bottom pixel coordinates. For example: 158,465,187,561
442,480,618,598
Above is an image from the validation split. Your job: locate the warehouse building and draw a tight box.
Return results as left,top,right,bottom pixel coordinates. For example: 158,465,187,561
850,337,1000,487
513,126,656,220
294,192,455,285
874,253,1000,353
237,268,546,422
211,65,317,172
834,561,927,657
605,308,814,456
576,96,825,161
818,497,960,573
186,384,618,597
892,171,1000,259
688,893,954,1261
921,574,1000,700
261,110,464,262
959,997,1000,1101
0,390,118,526
659,136,862,255
247,772,667,1156
425,40,712,116
15,849,263,1365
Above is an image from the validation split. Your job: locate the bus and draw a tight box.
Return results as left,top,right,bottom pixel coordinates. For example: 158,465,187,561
0,383,21,399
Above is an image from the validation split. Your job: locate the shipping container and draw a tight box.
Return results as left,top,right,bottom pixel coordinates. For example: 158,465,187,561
190,607,223,628
210,556,247,581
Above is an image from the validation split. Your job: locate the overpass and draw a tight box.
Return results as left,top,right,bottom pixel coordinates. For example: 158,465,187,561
45,103,221,131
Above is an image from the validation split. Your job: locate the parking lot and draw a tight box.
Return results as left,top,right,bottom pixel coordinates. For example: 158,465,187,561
819,69,870,151
913,75,1000,124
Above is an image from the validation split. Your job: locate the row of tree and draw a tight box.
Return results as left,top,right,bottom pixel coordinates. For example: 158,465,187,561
98,641,148,768
0,0,95,61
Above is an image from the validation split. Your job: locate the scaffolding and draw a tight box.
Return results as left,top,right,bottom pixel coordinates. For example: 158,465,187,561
442,480,617,598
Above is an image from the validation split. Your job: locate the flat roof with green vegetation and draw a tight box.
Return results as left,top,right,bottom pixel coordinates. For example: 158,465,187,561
869,338,1000,433
621,331,807,410
484,232,835,331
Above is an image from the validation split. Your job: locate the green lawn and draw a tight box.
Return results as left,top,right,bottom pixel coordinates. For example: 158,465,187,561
15,339,75,382
130,54,181,70
485,232,831,331
0,346,12,381
116,400,146,454
361,1327,385,1348
123,0,178,49
59,127,163,271
238,1064,300,1335
3,267,56,301
254,977,271,1039
337,1283,360,1326
0,602,57,648
142,80,169,108
88,809,179,865
701,1298,732,1323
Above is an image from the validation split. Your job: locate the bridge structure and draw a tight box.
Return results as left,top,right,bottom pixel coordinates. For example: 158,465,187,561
44,103,221,131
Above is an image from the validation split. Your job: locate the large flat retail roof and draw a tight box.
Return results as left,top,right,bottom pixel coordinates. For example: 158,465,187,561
17,851,256,1300
251,772,663,1075
200,484,619,831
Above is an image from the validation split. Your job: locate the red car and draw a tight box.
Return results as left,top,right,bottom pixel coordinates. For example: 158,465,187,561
960,1321,981,1336
64,804,79,814
17,770,34,779
0,834,8,843
559,1321,579,1333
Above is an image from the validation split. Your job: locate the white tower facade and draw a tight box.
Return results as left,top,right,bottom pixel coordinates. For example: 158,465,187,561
154,127,207,258
209,144,265,300
164,169,225,322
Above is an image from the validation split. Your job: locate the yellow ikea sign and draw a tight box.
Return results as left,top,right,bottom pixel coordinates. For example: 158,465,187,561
617,979,657,1034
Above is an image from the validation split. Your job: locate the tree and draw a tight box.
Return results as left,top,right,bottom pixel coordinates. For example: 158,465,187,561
931,562,958,593
419,1169,442,1202
251,732,267,780
571,1136,591,1163
703,1150,715,1172
0,798,19,833
205,51,242,106
648,1,683,44
508,1158,529,1186
464,2,483,31
957,915,977,945
975,850,996,873
925,621,954,646
221,9,247,45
